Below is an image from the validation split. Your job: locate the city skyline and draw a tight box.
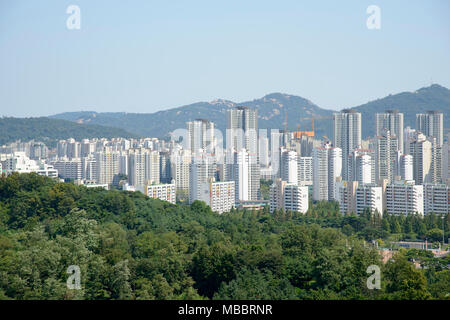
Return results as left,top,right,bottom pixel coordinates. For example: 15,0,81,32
1,106,448,216
1,1,449,305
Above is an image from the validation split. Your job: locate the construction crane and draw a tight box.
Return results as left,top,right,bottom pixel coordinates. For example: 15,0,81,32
294,115,333,138
300,116,333,131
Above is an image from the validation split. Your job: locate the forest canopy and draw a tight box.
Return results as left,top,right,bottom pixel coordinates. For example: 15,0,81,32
0,173,448,300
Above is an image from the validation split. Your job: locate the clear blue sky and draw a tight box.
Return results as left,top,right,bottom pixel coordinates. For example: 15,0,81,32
1,0,449,117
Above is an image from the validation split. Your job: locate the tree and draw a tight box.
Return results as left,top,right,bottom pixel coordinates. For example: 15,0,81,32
425,228,443,243
383,253,432,300
191,243,237,298
427,270,450,300
0,172,447,301
381,218,391,233
109,260,132,300
214,269,297,300
391,219,402,234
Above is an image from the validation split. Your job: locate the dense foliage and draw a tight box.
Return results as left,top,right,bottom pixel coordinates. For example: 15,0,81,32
0,173,448,300
260,179,272,200
0,117,138,147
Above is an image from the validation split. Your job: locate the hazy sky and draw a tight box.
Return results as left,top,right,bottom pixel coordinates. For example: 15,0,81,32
1,0,449,117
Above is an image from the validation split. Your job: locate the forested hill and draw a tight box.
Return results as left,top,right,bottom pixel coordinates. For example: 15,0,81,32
0,117,138,146
0,173,448,300
50,93,334,140
51,84,450,140
351,84,450,138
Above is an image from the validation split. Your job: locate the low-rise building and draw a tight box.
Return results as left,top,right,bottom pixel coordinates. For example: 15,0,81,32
355,184,383,215
385,181,423,215
199,180,235,214
145,182,176,204
424,184,449,214
270,178,308,214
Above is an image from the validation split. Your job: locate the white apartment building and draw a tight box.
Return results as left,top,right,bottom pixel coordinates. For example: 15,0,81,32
355,154,372,185
159,151,172,183
227,106,258,154
355,184,383,215
95,148,120,185
270,179,308,214
399,154,414,181
57,138,81,159
431,138,442,184
283,184,309,214
335,180,358,215
270,130,282,178
232,149,250,202
145,182,176,204
312,143,342,201
51,158,82,180
4,152,58,178
259,135,270,168
186,119,215,154
409,133,433,185
333,110,361,180
347,149,376,185
29,142,48,160
385,181,424,216
374,129,399,184
170,149,191,192
74,179,109,190
270,179,286,213
81,139,96,158
230,149,260,202
189,154,217,204
404,127,417,156
376,110,404,153
424,184,449,214
298,156,313,186
416,111,444,147
281,149,298,185
128,148,160,188
81,156,97,181
199,180,235,214
443,139,450,184
119,152,128,176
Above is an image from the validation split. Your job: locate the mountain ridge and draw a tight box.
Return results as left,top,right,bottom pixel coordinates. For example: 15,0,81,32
50,84,450,140
0,117,138,147
350,84,450,138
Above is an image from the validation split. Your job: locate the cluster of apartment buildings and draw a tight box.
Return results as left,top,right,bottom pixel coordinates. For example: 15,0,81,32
1,109,448,216
307,110,448,216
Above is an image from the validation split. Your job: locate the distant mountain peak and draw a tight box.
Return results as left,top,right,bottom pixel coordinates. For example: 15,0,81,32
261,92,297,100
209,99,236,107
415,83,449,93
351,83,450,138
50,83,449,141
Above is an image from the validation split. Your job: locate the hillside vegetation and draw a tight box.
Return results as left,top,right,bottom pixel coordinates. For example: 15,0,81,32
0,173,448,300
0,117,138,146
51,93,334,139
351,84,450,138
